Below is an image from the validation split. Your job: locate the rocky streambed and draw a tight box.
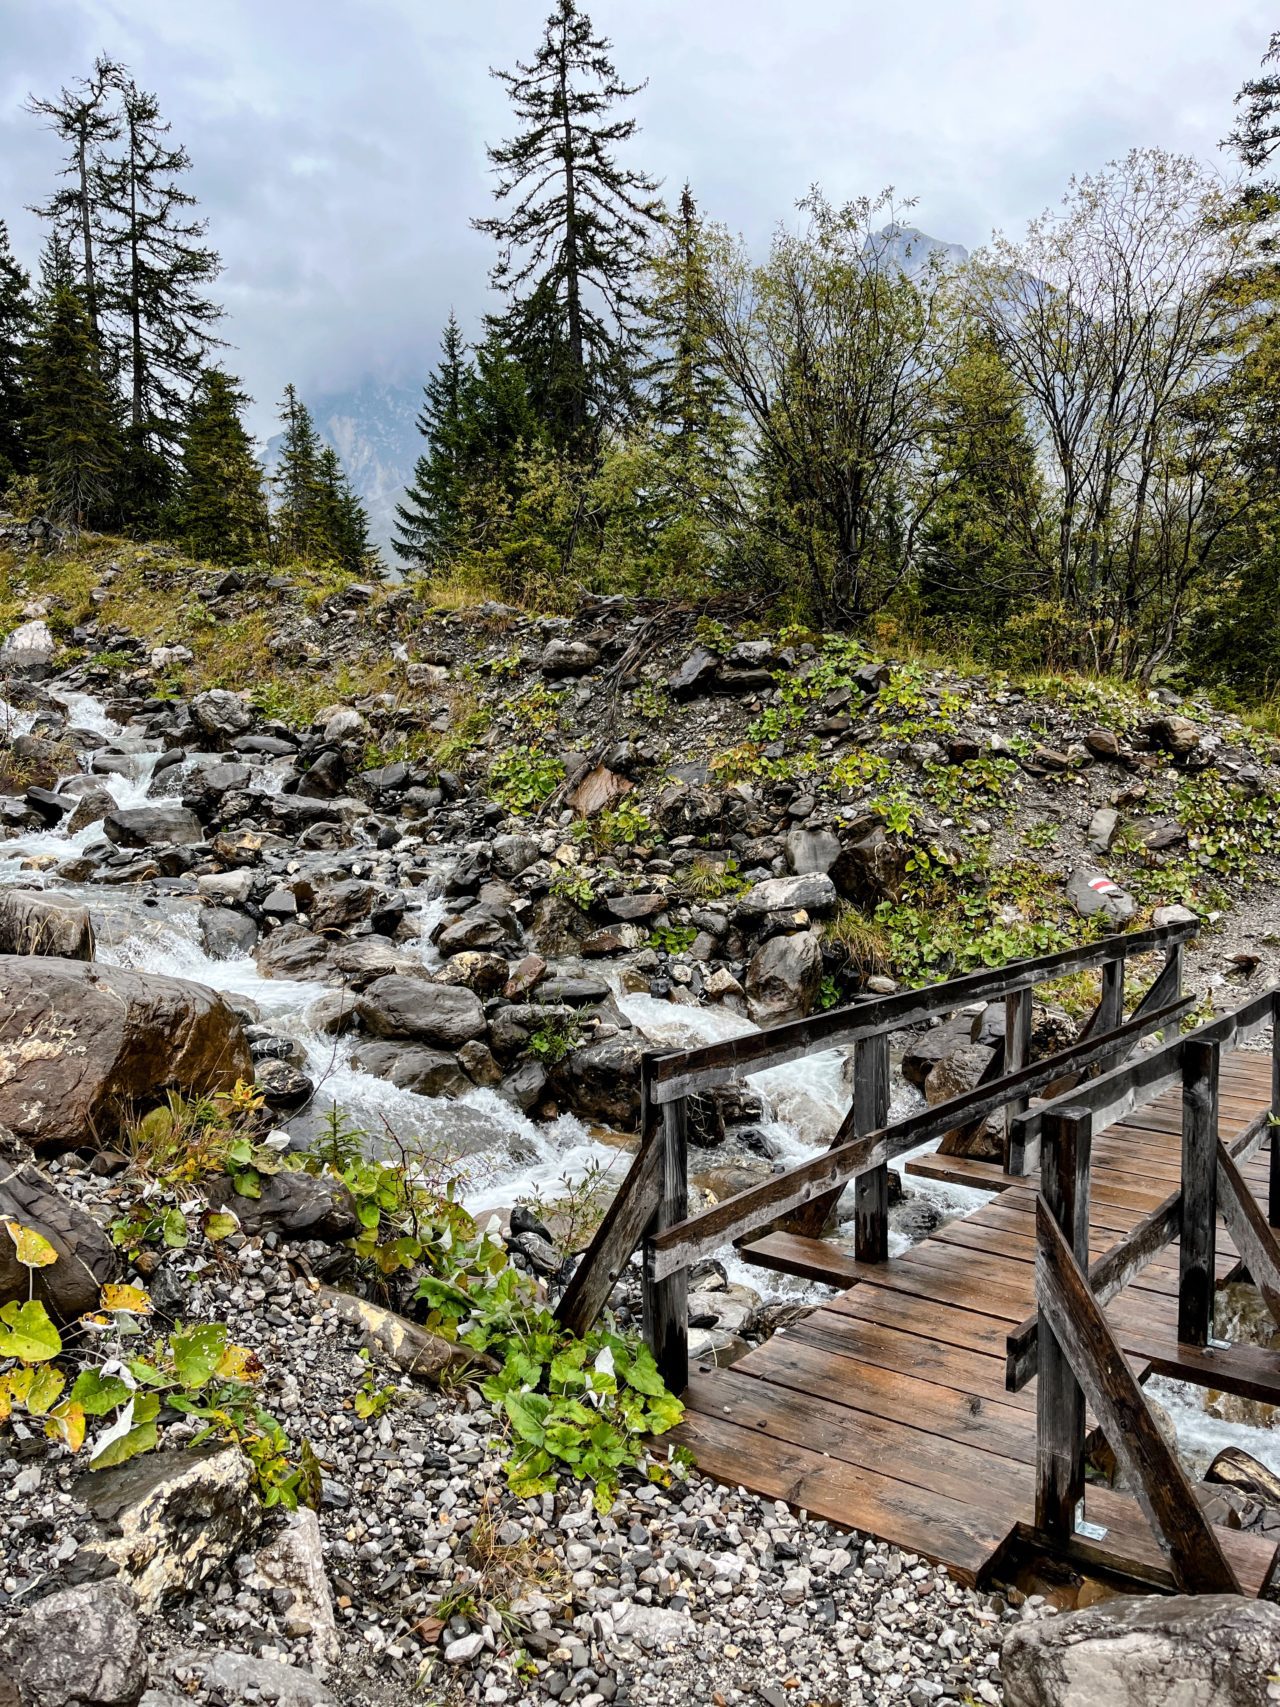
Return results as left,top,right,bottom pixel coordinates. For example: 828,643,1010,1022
0,597,1279,1704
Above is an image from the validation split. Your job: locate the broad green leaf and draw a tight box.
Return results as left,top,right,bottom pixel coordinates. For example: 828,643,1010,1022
161,1209,189,1249
0,1300,61,1362
617,1341,665,1398
70,1368,134,1417
4,1221,57,1269
89,1393,159,1468
23,1363,65,1415
646,1390,684,1433
170,1323,227,1389
230,1169,261,1200
504,1390,551,1447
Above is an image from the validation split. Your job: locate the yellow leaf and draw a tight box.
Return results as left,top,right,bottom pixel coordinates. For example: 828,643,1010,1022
0,1367,33,1419
45,1401,85,1452
23,1363,65,1416
216,1344,264,1383
4,1221,57,1269
100,1284,152,1315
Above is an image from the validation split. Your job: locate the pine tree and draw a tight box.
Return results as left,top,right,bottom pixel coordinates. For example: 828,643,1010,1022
94,65,223,516
315,445,374,574
25,56,121,345
172,369,268,563
394,312,473,565
25,282,121,527
272,384,323,561
474,0,662,449
0,222,35,483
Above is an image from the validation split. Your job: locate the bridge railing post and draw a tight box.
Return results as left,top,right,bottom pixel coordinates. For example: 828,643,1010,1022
1178,1037,1219,1346
1270,992,1280,1230
642,1089,689,1392
853,1031,891,1262
1035,1106,1092,1543
1003,986,1034,1171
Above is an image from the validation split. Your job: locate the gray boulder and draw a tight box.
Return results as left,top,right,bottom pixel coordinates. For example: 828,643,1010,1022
555,1035,643,1128
0,889,94,960
1067,868,1136,924
1002,1593,1280,1707
165,1653,331,1707
190,689,252,741
737,872,838,917
540,639,599,677
356,974,486,1048
350,1040,471,1098
1143,713,1201,760
667,646,721,698
198,906,258,960
0,1580,146,1707
64,782,117,835
744,930,823,1026
204,1170,356,1242
0,618,55,677
103,805,204,848
785,827,842,877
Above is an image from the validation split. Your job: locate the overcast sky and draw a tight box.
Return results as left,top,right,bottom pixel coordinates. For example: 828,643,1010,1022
0,1,1273,434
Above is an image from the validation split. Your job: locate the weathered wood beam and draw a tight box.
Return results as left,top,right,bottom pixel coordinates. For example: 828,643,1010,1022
1035,1198,1241,1594
1179,1038,1219,1347
555,1112,663,1336
1035,1109,1091,1541
1216,1144,1280,1326
641,1097,689,1392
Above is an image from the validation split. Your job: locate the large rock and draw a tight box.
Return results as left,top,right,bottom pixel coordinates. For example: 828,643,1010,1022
166,1651,331,1707
0,956,253,1152
246,1508,339,1663
64,782,117,835
831,826,909,906
204,1170,356,1242
654,782,723,838
356,974,486,1048
0,1579,147,1707
540,639,599,677
666,646,721,698
81,1446,258,1612
0,890,94,960
1002,1593,1280,1707
1066,868,1136,925
0,1130,117,1319
350,1040,471,1098
556,1035,643,1128
785,827,842,877
745,930,823,1026
103,805,204,848
925,1041,1004,1160
737,872,838,918
1143,714,1201,760
0,620,54,677
190,689,252,741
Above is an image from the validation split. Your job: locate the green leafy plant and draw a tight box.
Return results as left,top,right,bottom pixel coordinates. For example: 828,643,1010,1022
646,923,697,954
526,1012,583,1065
678,855,749,900
489,746,565,813
549,869,597,911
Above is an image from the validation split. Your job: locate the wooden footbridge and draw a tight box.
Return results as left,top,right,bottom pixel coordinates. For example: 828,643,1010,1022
558,923,1280,1597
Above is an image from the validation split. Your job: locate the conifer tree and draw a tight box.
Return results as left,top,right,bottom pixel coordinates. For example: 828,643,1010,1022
273,384,323,561
394,312,473,564
315,444,374,574
172,369,268,563
25,57,121,346
0,222,35,483
474,0,662,449
25,282,121,527
95,65,223,515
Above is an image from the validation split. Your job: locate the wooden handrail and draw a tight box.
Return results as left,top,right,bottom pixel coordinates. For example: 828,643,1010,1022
645,996,1190,1283
645,921,1198,1103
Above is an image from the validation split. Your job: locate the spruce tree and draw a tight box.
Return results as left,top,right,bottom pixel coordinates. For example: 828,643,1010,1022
172,369,268,563
0,222,35,483
315,445,374,574
95,65,223,516
25,282,121,527
394,313,474,564
474,0,662,449
25,57,121,345
273,384,323,561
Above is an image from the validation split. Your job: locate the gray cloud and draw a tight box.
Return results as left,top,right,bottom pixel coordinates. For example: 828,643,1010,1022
0,0,1272,436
